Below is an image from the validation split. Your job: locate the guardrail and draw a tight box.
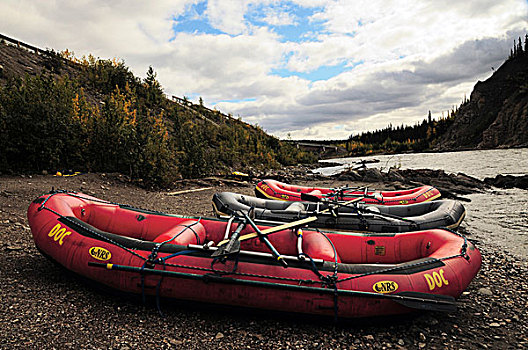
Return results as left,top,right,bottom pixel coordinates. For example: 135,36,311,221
0,32,249,130
0,33,51,56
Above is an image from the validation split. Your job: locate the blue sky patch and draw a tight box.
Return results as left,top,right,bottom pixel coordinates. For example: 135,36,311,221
212,97,257,105
271,64,341,81
171,1,225,37
271,60,364,82
245,2,327,43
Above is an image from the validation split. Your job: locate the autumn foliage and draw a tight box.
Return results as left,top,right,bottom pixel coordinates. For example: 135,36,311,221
0,47,315,185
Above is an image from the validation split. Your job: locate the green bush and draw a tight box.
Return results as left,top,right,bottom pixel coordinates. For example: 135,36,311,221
0,58,312,184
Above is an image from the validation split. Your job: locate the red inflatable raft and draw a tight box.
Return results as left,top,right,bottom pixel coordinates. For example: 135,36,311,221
28,191,480,318
256,179,441,205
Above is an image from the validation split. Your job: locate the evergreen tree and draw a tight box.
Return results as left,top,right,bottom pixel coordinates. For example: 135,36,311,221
145,66,158,86
144,66,163,107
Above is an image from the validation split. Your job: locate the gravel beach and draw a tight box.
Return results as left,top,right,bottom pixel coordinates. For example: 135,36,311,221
1,173,527,349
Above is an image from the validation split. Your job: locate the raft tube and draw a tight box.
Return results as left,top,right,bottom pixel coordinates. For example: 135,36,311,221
28,191,480,318
212,192,466,232
255,179,441,205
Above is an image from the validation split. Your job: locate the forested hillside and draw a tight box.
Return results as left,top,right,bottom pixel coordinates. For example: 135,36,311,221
346,110,456,155
345,35,528,155
435,36,528,150
0,36,315,185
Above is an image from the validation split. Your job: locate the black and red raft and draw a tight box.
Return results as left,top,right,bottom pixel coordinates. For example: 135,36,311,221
28,191,481,318
255,179,441,205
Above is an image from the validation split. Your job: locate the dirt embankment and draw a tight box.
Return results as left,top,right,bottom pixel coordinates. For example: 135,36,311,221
1,173,527,349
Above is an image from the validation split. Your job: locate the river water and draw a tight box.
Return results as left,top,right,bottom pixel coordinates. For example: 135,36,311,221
315,148,528,260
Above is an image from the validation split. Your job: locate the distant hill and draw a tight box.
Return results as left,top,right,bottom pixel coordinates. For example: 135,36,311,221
0,34,316,185
341,35,528,156
435,45,528,150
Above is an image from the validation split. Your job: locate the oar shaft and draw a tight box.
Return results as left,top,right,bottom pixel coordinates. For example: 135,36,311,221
219,216,317,245
240,210,288,267
88,262,457,311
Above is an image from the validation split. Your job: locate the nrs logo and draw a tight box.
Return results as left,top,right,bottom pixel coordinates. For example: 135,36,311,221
89,247,112,261
373,281,399,294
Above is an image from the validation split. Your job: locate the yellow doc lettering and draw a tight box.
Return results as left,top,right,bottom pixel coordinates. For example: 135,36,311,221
440,269,449,286
424,268,450,290
54,228,66,241
424,274,436,290
433,271,442,286
59,232,71,245
48,224,61,237
47,224,71,246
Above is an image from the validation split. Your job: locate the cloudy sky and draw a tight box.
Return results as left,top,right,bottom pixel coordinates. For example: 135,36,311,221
1,1,527,139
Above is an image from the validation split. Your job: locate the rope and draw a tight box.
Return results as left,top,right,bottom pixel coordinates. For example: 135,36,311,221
437,226,469,260
40,197,147,262
335,228,470,284
145,219,202,267
39,190,322,284
155,262,167,317
315,229,339,278
315,229,339,322
66,192,170,216
161,260,319,284
142,249,196,315
259,181,303,200
210,254,240,276
156,250,195,264
325,186,437,204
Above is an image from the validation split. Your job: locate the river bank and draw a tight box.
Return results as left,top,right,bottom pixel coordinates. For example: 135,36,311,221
1,172,527,349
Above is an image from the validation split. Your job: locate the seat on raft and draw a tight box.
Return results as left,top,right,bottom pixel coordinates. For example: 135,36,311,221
154,219,341,263
300,230,342,263
283,202,306,212
307,190,322,196
153,220,206,245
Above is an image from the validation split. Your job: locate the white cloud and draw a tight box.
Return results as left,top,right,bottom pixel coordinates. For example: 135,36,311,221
258,6,297,26
0,0,192,56
0,0,527,140
205,0,252,35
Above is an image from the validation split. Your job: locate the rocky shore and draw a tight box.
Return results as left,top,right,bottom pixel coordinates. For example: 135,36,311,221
1,172,527,349
484,174,528,190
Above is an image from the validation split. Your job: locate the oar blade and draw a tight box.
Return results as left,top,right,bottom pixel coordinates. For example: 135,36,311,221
394,291,458,312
